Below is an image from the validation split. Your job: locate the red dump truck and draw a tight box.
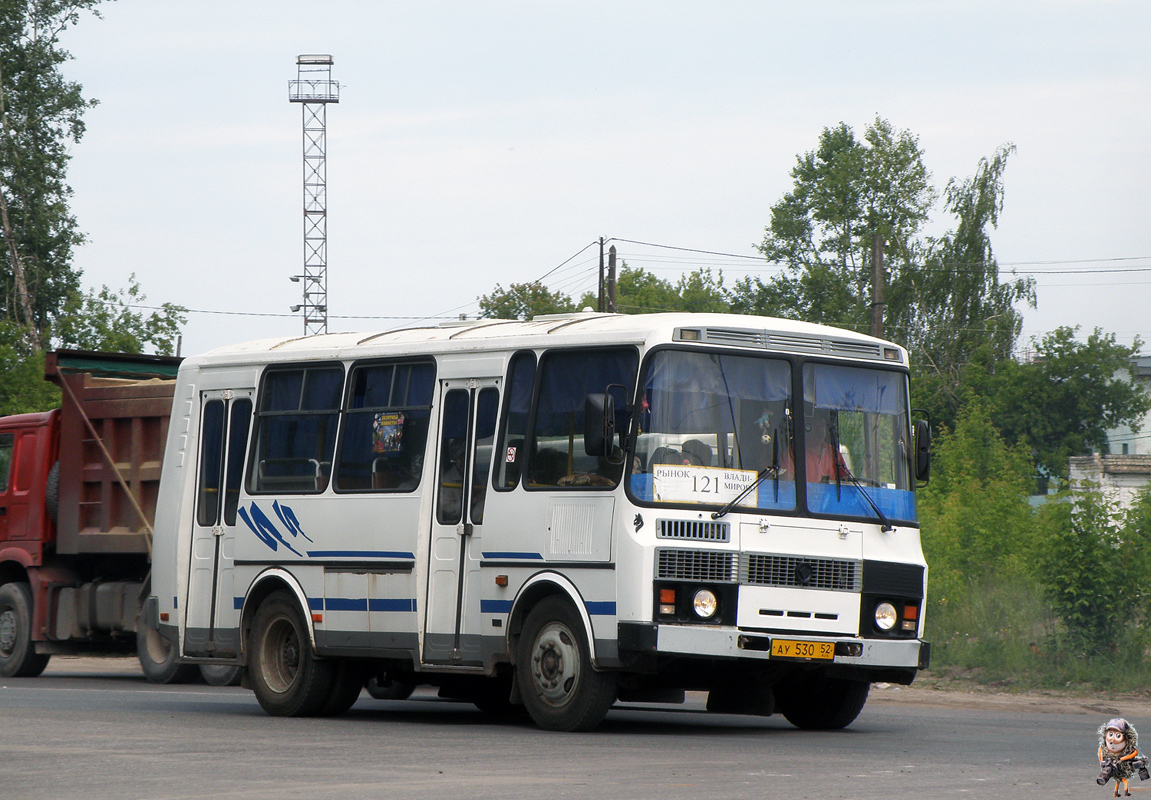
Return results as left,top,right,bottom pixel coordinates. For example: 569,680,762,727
0,350,236,684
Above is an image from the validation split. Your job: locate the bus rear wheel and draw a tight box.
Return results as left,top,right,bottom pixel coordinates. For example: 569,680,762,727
516,596,616,731
0,583,50,678
774,672,870,730
248,591,335,716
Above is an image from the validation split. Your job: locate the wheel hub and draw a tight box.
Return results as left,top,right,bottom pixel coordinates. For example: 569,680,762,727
530,623,580,707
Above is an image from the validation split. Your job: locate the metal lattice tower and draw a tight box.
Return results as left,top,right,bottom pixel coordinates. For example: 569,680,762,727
288,55,339,335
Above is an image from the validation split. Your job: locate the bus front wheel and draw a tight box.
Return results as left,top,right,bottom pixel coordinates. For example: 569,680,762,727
248,591,335,716
775,672,870,730
516,596,616,731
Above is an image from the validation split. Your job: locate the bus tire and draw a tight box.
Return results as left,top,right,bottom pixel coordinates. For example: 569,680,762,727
317,658,366,717
248,590,335,717
137,625,199,684
516,596,616,732
775,672,870,730
0,583,50,678
199,664,243,686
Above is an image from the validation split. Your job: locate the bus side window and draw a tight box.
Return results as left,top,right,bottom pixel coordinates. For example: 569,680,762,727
494,351,535,490
527,348,637,489
335,360,435,493
250,366,343,494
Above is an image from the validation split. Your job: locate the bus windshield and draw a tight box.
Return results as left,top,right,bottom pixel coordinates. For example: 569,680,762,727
631,349,796,512
629,349,918,524
802,362,916,524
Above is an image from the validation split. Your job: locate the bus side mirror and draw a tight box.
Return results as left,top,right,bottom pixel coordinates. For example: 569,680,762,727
584,393,615,458
914,419,931,484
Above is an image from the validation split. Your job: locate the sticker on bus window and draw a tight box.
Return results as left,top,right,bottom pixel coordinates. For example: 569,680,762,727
373,412,404,453
652,465,758,505
506,446,517,463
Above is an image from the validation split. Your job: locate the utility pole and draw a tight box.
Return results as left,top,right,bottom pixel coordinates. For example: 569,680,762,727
870,233,885,339
597,237,605,312
607,245,617,313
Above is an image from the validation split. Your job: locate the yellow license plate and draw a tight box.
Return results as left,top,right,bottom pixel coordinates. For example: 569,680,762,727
770,639,834,660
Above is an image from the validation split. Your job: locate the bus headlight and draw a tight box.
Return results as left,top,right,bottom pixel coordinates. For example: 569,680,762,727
693,589,718,619
874,601,897,631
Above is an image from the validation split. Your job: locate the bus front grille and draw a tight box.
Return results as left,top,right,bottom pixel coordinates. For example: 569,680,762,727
742,553,861,592
656,519,730,543
656,549,739,583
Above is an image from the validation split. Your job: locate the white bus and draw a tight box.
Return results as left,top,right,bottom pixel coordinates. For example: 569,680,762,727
148,311,930,731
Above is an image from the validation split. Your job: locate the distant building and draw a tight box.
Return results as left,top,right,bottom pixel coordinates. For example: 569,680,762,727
1105,355,1151,455
1068,453,1151,510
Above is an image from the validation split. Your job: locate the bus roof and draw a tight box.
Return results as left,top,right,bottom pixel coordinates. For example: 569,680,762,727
184,312,906,368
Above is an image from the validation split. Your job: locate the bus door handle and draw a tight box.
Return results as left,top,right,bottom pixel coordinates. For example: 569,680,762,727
457,523,473,537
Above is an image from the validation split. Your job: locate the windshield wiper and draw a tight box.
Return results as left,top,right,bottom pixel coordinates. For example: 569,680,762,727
711,465,778,520
835,461,893,532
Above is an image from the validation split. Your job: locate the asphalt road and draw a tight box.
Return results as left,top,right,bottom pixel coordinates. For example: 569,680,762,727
0,657,1128,800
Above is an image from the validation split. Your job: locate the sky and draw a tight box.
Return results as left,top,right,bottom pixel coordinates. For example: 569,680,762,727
54,0,1151,357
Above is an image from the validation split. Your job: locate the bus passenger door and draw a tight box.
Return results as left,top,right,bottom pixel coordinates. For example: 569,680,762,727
184,390,253,659
424,378,500,665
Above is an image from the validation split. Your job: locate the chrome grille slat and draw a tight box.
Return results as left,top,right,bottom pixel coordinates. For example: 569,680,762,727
741,553,861,592
656,519,730,543
656,549,738,582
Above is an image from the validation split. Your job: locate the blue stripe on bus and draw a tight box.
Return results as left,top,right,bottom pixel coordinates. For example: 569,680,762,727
306,550,415,559
480,599,514,614
584,601,617,616
480,551,544,560
308,596,324,611
369,598,417,612
234,597,244,610
325,597,368,612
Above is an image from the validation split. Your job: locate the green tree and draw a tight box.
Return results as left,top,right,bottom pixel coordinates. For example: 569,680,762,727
1033,486,1151,654
918,398,1036,600
906,145,1036,431
750,117,935,332
0,319,57,414
1,0,105,340
52,274,188,355
478,281,575,320
969,327,1150,480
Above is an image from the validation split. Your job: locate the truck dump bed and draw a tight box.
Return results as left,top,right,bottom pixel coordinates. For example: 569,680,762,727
45,350,182,555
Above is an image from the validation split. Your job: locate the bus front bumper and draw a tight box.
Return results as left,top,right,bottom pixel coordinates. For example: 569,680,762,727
618,621,928,672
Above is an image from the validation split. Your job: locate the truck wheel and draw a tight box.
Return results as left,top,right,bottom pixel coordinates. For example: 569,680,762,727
515,596,616,731
0,583,50,678
248,590,335,717
137,626,199,684
774,672,870,730
199,664,243,686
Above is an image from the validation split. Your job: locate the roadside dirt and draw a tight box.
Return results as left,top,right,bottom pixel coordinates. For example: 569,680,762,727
41,655,1151,718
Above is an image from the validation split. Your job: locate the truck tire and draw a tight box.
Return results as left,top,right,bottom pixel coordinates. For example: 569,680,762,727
45,462,59,524
137,626,199,684
515,596,616,731
0,583,50,678
199,664,243,686
248,590,335,716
